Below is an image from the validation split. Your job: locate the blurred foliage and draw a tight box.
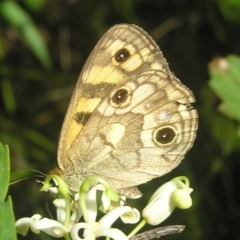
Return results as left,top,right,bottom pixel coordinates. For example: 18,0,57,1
218,0,240,23
209,55,240,122
0,0,240,240
0,0,51,68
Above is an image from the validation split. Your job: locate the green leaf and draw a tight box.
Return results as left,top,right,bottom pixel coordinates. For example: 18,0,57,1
209,55,240,122
0,143,10,200
0,143,17,240
0,198,17,240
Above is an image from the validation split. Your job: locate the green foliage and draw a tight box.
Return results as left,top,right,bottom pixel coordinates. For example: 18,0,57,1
201,85,240,155
1,76,16,114
201,55,240,156
209,55,240,122
0,37,16,114
218,0,240,23
0,0,51,68
0,143,17,240
24,0,47,11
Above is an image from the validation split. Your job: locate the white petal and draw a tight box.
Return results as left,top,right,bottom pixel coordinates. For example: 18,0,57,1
71,200,83,224
96,228,128,240
70,222,94,240
29,214,42,234
84,185,105,222
48,186,59,194
120,208,140,224
142,193,175,225
32,217,68,237
101,191,111,212
53,198,66,224
148,181,178,203
15,217,31,236
74,192,80,201
99,206,134,228
100,195,126,214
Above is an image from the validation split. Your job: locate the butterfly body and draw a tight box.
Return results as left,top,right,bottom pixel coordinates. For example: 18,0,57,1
51,24,198,198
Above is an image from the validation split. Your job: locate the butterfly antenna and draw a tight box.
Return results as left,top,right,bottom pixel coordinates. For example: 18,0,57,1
10,167,46,185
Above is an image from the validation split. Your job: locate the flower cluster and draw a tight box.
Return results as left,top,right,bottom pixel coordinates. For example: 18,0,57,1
15,176,193,240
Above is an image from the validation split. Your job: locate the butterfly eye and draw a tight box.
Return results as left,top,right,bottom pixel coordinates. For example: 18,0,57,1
112,88,128,104
110,87,132,107
154,126,177,145
114,48,130,63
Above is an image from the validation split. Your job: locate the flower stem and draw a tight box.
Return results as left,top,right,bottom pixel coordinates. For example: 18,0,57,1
64,233,71,240
127,219,147,238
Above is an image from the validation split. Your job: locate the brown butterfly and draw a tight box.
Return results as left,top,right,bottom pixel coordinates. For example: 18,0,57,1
51,24,198,198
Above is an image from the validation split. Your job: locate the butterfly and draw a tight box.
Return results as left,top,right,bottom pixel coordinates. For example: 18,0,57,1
51,24,198,198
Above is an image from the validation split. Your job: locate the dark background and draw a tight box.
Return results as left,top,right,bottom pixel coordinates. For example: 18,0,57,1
1,0,240,240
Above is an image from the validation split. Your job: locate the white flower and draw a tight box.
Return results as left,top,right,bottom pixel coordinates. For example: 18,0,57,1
142,177,193,225
15,214,68,237
16,175,193,239
69,183,140,240
70,206,135,240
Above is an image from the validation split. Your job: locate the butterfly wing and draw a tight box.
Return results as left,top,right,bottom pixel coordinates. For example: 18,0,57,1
57,24,165,169
54,24,198,198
